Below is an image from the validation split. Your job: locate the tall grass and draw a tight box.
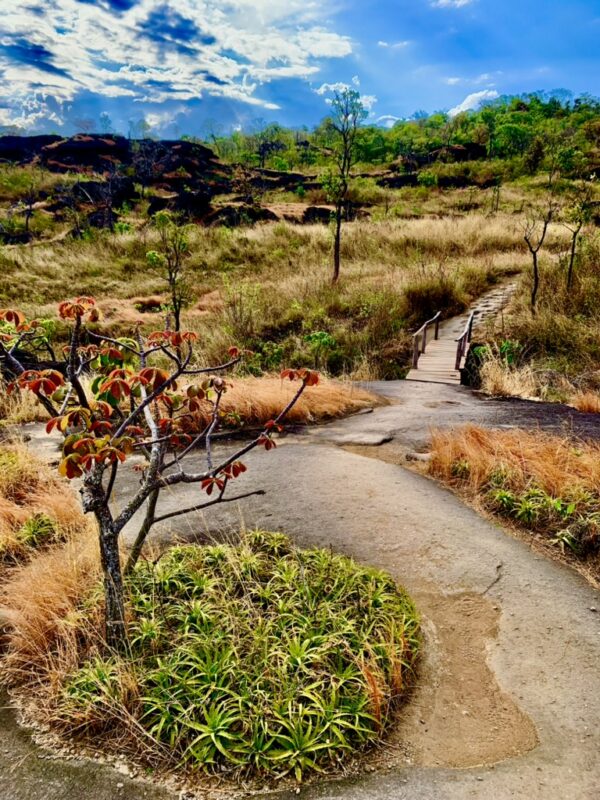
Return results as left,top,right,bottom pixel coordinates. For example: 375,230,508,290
0,444,91,564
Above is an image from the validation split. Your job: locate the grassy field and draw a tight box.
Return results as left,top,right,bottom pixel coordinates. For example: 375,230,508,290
1,182,569,380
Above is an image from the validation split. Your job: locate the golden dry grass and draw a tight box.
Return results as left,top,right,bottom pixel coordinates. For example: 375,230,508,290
0,532,100,692
213,376,379,426
429,424,600,500
570,391,600,414
479,357,538,399
0,443,90,562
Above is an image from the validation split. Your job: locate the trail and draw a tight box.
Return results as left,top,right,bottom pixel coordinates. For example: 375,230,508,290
4,289,600,800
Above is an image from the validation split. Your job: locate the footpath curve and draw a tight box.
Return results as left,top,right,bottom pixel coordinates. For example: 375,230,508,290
4,294,600,800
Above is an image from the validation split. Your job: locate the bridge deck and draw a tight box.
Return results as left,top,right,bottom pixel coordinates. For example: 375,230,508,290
405,283,516,385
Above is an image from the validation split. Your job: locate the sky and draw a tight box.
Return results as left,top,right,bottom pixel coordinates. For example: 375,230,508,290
0,0,598,136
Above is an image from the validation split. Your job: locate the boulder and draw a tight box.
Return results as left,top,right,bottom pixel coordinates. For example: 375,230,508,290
203,204,278,227
302,206,332,224
0,135,61,163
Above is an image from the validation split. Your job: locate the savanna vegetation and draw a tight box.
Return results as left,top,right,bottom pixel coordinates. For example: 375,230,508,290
1,531,419,780
428,426,600,584
0,87,600,787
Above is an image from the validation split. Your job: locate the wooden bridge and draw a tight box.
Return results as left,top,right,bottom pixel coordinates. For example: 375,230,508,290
406,283,516,385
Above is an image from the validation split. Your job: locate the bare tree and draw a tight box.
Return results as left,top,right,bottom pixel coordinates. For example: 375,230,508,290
322,88,367,283
523,194,560,314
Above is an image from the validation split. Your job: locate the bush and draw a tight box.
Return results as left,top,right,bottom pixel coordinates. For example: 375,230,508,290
58,532,420,780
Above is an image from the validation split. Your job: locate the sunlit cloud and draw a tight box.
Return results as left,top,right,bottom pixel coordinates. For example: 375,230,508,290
448,89,499,116
0,0,352,129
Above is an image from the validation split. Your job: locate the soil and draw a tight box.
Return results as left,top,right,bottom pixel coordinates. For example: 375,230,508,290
393,590,538,769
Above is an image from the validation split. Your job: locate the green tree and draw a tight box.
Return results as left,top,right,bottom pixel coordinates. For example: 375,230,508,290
322,88,367,284
146,212,192,332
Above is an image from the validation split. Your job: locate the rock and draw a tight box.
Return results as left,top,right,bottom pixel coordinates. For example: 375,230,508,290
302,206,332,224
406,452,432,462
0,134,62,163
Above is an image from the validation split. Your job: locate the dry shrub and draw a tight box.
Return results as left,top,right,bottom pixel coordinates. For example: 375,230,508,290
429,424,600,500
479,356,538,399
570,391,600,414
0,383,47,426
0,532,100,695
206,376,379,426
0,443,88,562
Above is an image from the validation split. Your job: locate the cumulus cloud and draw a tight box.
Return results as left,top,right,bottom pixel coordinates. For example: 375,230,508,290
376,114,401,128
315,76,377,114
448,89,499,116
0,0,352,129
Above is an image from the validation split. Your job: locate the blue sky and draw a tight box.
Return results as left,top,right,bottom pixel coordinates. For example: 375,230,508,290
0,0,598,136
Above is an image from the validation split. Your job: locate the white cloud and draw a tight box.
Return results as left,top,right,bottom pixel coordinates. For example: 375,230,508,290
448,89,499,116
432,0,475,7
443,71,502,87
376,114,401,128
0,0,353,129
378,40,411,48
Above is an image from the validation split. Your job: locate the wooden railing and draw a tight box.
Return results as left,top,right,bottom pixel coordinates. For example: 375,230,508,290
412,311,441,368
455,312,475,370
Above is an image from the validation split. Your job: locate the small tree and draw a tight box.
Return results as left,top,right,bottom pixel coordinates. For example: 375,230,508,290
322,88,367,284
523,194,560,314
562,175,595,289
146,211,191,333
0,300,318,651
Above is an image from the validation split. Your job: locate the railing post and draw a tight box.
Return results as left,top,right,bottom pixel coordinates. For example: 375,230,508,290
435,316,440,340
412,335,420,368
422,325,428,354
455,340,463,371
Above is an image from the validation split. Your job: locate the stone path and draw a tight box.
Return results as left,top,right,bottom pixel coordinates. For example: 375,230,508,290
406,282,516,385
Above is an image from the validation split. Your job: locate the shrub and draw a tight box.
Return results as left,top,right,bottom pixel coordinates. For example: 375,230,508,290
55,533,420,780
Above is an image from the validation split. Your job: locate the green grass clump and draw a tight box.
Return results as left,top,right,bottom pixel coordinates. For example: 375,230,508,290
61,532,420,781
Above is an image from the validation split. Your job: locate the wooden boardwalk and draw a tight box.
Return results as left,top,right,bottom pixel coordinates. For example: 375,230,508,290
406,283,516,385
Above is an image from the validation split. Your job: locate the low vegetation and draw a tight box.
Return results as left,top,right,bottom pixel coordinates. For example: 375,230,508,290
2,531,419,782
0,443,90,566
429,425,600,582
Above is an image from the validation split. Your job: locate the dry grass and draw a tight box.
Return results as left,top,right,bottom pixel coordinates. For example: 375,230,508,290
213,376,380,426
0,382,48,427
429,424,600,497
428,425,600,580
0,532,100,693
0,443,90,563
479,356,538,399
570,391,600,414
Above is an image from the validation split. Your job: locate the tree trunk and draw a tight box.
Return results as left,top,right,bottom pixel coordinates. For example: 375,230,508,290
124,488,159,575
531,251,539,315
332,209,342,284
96,512,127,651
566,227,580,290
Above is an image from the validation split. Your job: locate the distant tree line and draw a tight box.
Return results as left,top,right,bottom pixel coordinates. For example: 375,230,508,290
193,92,599,177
